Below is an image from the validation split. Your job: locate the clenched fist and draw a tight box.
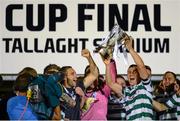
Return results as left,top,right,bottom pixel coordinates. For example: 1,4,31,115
81,49,91,58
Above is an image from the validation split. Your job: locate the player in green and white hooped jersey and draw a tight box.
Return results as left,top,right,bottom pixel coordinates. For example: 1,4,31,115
166,93,180,120
105,35,153,120
122,36,153,120
125,65,153,120
153,80,180,120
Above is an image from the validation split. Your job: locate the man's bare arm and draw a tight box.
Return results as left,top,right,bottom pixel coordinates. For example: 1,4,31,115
152,100,168,112
81,49,99,88
125,36,149,80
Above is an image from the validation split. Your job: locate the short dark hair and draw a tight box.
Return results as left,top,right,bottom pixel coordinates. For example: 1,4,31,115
60,66,72,74
18,67,37,78
97,75,105,89
128,64,137,69
44,64,61,75
59,66,72,84
145,65,151,72
13,73,32,92
164,71,176,79
117,75,125,80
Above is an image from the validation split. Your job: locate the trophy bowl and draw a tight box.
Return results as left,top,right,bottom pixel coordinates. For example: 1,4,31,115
94,24,128,60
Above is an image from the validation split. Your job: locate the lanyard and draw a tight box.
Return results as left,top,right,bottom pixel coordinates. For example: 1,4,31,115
63,85,76,100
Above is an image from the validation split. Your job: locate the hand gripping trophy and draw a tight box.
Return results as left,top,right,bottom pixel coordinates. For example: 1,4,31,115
94,24,129,60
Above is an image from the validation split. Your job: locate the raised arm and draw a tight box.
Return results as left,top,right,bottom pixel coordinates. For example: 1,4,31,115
104,58,123,97
81,49,99,88
124,36,149,80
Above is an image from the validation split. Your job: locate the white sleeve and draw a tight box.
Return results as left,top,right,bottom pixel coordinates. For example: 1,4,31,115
142,77,153,93
166,94,179,108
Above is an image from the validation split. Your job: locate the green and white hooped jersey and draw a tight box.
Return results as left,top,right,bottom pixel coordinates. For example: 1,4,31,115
125,78,153,120
166,94,180,120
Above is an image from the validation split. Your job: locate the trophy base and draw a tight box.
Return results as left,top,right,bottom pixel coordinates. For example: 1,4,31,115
99,47,113,60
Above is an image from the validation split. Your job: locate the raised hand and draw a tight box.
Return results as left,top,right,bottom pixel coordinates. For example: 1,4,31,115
103,58,111,65
159,80,166,91
81,49,91,58
124,36,133,51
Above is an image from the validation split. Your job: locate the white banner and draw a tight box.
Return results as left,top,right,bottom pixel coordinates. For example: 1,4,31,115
0,0,180,74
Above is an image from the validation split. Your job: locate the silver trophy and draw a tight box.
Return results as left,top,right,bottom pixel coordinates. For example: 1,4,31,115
94,24,128,59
